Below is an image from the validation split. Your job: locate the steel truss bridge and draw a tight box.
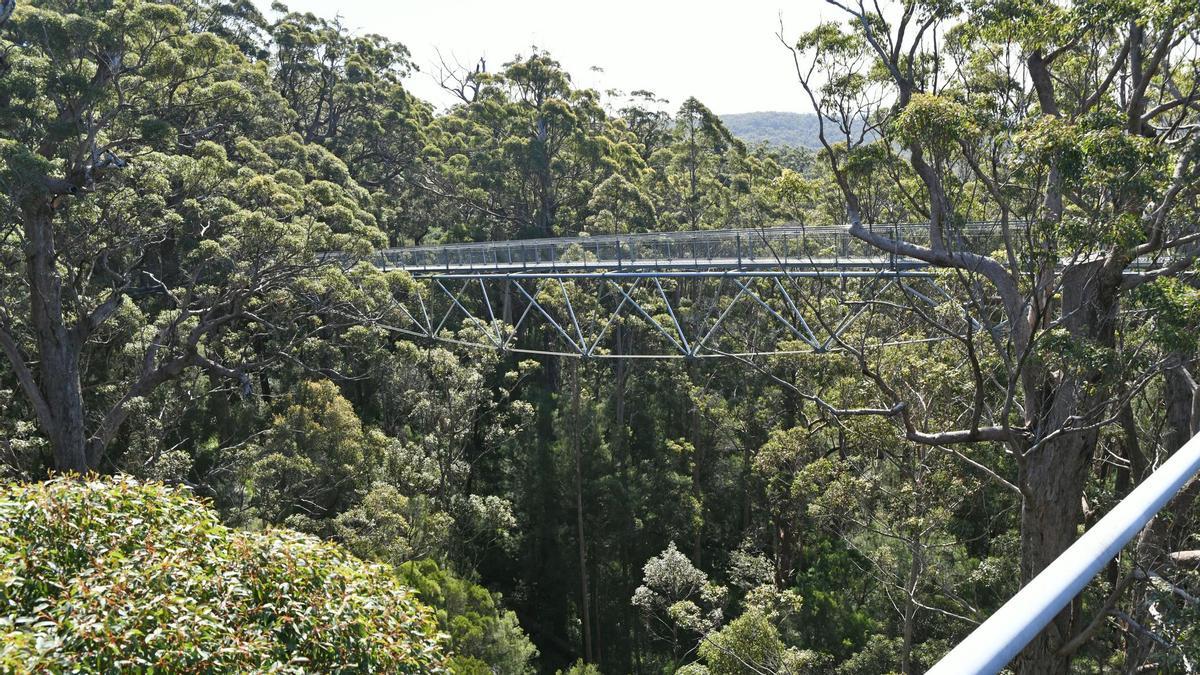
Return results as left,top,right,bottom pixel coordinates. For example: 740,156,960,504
368,223,1011,359
363,223,1200,674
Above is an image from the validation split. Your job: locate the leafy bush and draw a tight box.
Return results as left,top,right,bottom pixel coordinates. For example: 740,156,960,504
0,476,448,673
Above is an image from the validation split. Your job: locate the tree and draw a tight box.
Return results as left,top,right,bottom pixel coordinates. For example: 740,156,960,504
421,51,646,241
697,608,829,675
266,5,432,245
0,0,382,472
397,558,539,674
647,98,753,231
632,541,728,666
785,2,1200,671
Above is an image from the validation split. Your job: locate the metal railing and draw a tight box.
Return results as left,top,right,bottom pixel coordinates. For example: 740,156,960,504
373,222,1014,275
929,430,1200,674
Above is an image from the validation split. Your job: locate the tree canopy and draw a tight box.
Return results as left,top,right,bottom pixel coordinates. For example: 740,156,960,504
1,0,1198,674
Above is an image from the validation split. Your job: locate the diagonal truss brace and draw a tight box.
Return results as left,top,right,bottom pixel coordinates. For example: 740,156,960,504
391,270,992,359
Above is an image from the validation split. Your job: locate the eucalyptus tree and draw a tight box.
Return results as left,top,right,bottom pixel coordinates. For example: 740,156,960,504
648,98,753,231
616,89,673,162
786,1,1200,671
265,5,431,244
422,52,647,241
0,0,383,472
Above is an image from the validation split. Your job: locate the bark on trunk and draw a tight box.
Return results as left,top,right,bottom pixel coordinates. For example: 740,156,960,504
43,358,88,472
1015,432,1091,675
901,534,923,674
24,202,91,472
1016,261,1118,675
571,361,593,663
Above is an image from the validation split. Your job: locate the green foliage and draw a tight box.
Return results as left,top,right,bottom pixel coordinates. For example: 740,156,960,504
2,1,1198,673
1132,276,1200,352
0,476,447,673
834,634,902,675
632,541,728,661
556,659,603,675
892,93,978,154
398,559,538,674
697,608,832,675
244,379,389,530
423,51,638,241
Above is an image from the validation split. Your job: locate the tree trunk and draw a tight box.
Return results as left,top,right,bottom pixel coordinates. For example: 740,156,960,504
1016,261,1118,675
613,331,638,671
1015,431,1091,675
901,534,922,675
24,202,90,472
534,114,555,237
43,355,88,472
571,360,593,662
688,360,703,565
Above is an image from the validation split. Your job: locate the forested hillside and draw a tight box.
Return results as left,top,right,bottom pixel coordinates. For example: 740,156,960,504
1,1,1199,674
721,111,824,148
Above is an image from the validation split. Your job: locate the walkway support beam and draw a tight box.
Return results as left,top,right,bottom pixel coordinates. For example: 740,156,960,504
929,430,1200,675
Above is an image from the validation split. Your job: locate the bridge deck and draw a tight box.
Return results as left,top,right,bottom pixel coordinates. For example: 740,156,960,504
374,224,1008,277
356,221,1183,358
387,258,932,277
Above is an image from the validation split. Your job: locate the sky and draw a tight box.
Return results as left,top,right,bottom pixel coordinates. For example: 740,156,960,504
252,0,830,114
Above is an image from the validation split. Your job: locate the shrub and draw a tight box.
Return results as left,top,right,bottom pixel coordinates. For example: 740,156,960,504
0,476,448,673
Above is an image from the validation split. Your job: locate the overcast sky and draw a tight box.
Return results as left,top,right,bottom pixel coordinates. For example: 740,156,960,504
253,0,830,114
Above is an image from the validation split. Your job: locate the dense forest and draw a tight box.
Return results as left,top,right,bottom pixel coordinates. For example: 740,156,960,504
2,0,1200,673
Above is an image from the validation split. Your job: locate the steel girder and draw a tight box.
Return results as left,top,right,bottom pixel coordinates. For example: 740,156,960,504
382,269,994,359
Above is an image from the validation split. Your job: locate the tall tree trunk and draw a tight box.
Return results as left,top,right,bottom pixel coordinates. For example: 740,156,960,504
534,114,555,237
24,203,89,472
613,330,638,672
901,534,923,675
1017,261,1119,675
688,361,703,564
1015,431,1092,675
43,356,87,472
572,360,593,662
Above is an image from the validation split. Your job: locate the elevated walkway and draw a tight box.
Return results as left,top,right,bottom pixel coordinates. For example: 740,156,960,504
373,223,1007,278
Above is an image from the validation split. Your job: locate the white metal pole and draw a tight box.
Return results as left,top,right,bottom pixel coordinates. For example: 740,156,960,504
929,431,1200,675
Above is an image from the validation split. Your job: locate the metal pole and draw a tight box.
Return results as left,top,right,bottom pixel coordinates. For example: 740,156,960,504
929,430,1200,675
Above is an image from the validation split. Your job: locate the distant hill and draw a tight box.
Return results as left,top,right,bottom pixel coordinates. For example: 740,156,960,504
720,111,823,149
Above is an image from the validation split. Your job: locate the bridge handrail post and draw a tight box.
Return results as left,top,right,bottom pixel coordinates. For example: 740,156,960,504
891,224,898,269
736,233,742,266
